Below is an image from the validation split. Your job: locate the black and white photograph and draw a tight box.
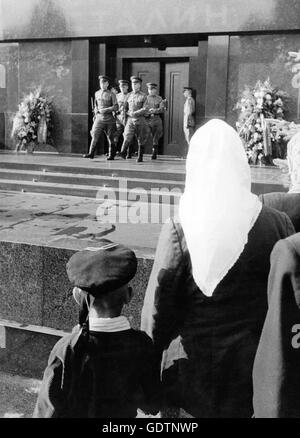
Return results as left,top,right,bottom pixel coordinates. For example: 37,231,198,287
0,0,300,423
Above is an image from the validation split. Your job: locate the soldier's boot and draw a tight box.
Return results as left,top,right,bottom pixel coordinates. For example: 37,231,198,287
107,144,115,161
83,144,95,159
119,142,128,160
136,145,144,163
151,146,158,160
126,146,132,159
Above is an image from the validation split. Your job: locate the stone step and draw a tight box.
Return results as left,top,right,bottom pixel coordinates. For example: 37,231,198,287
0,178,182,204
0,168,185,192
0,158,186,182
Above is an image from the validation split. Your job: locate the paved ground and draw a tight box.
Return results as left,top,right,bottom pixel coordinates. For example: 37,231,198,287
0,372,40,418
0,190,176,258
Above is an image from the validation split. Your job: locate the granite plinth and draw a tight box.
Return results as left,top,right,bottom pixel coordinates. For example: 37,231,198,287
0,240,154,332
0,242,44,325
0,238,154,380
0,327,61,379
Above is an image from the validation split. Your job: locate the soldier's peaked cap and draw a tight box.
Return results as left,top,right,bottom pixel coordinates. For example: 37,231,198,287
66,239,137,297
118,79,130,85
130,76,142,83
146,82,158,88
98,75,110,82
183,86,193,91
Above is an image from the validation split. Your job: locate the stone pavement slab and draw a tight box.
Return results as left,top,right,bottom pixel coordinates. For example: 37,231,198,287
0,190,174,257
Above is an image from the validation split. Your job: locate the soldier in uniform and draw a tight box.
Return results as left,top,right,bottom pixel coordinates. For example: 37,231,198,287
120,76,150,163
183,86,195,157
113,79,130,155
83,75,118,161
145,83,166,160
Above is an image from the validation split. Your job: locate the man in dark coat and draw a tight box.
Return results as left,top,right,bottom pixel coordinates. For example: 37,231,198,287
33,240,160,418
253,233,300,418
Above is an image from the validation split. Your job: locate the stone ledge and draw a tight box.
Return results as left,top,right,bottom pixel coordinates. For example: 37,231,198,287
0,240,154,332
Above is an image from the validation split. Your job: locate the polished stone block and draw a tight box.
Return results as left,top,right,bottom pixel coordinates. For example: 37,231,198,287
0,327,60,379
42,246,78,331
0,242,44,325
71,113,89,154
71,40,89,114
205,35,229,119
52,112,72,152
0,240,154,332
227,33,300,127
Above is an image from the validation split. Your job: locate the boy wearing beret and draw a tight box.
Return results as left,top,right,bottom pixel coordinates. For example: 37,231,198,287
33,240,160,418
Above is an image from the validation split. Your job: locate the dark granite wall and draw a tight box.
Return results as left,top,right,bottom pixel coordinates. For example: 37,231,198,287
227,34,300,127
0,40,89,153
0,241,153,332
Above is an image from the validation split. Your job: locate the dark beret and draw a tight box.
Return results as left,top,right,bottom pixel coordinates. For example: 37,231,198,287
146,83,158,88
130,76,142,83
183,86,193,91
98,75,110,82
66,240,137,297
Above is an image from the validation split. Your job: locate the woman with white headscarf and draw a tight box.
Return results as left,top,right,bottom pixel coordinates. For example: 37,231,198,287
260,131,300,231
141,119,294,418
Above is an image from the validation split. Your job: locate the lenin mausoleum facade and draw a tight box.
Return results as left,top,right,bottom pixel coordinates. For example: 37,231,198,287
0,0,300,157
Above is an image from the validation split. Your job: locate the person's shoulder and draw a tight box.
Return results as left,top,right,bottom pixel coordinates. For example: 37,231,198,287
270,233,300,271
260,192,286,203
49,331,81,362
260,204,290,223
256,205,295,236
281,232,300,256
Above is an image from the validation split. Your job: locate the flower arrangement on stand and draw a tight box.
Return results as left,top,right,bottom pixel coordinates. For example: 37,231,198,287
236,79,289,165
11,87,54,153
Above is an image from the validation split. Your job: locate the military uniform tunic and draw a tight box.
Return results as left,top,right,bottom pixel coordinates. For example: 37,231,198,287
89,89,118,156
113,91,129,149
123,91,150,145
145,95,165,146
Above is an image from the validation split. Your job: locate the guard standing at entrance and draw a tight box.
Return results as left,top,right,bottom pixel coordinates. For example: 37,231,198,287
183,86,195,157
83,75,118,161
145,83,166,160
120,76,149,163
114,79,130,155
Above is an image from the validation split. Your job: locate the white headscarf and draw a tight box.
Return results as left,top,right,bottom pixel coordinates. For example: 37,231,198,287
179,119,262,297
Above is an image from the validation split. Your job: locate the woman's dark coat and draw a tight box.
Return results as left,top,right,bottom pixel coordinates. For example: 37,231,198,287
141,206,295,418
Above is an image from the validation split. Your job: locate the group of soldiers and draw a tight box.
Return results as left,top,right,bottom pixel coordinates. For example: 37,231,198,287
83,74,195,163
